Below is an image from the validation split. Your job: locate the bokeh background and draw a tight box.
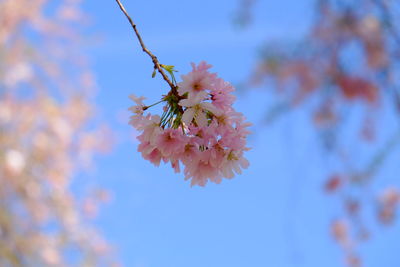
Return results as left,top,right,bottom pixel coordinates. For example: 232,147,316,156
1,0,399,266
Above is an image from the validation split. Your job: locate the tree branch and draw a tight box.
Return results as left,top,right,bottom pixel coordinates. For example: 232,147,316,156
114,0,178,94
372,0,400,45
371,0,400,116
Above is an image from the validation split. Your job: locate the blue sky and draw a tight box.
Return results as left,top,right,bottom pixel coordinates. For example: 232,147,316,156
80,1,399,267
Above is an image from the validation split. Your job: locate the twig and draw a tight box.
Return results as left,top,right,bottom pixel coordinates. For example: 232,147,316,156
371,0,400,116
114,0,178,95
353,130,400,184
372,0,400,46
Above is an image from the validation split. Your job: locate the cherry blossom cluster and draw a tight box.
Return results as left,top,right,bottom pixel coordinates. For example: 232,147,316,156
129,62,251,186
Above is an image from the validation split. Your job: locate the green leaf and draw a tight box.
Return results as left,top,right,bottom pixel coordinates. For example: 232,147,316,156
160,64,177,74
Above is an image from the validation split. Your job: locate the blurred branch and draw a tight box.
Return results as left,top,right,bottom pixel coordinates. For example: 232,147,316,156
263,102,290,125
372,0,400,117
372,0,400,46
0,209,22,267
354,129,400,184
114,0,178,94
233,0,257,27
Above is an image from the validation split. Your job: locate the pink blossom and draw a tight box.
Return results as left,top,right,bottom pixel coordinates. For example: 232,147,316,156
180,142,199,164
136,115,162,143
221,151,249,178
156,128,186,157
179,91,220,127
138,141,163,166
129,94,146,108
178,61,217,97
210,78,236,110
184,151,222,186
128,95,148,128
129,62,251,186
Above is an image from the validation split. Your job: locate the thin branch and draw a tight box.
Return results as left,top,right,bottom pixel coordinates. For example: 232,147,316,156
114,0,178,94
372,0,400,46
353,129,400,184
371,0,400,117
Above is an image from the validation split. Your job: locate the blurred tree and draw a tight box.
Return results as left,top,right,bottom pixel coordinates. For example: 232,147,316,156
0,0,117,266
236,0,400,266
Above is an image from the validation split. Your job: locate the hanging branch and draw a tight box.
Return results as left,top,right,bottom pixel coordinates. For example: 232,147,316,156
372,0,400,46
371,0,400,116
114,0,178,95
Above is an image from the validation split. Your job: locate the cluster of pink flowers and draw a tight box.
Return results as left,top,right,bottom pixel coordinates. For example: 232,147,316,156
129,62,251,186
